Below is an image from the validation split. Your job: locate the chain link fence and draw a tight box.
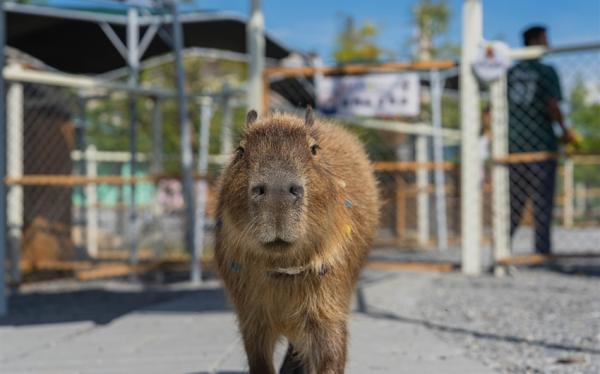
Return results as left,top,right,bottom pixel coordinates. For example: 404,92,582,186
265,47,600,270
4,45,599,283
491,45,600,262
4,68,245,283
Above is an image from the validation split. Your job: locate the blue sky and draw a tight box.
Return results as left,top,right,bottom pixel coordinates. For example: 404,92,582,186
194,0,600,62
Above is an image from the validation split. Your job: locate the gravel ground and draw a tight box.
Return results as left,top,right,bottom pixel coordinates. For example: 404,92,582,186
413,268,600,373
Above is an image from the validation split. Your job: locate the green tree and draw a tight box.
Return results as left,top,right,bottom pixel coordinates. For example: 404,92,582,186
333,15,384,64
570,79,600,152
412,0,457,60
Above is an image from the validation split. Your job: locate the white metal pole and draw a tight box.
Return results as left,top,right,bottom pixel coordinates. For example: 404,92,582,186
460,0,483,275
151,98,164,259
430,69,449,250
491,74,511,271
169,0,197,259
220,85,234,156
151,98,163,174
127,6,140,267
7,81,23,284
85,145,99,258
563,158,574,228
192,98,212,284
0,3,7,316
247,0,265,113
416,135,430,247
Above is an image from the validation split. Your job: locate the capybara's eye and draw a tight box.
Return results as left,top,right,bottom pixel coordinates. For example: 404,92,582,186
311,144,320,156
235,147,245,159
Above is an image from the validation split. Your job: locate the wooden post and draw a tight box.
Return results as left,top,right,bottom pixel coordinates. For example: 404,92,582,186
575,182,586,218
563,158,574,228
395,175,407,244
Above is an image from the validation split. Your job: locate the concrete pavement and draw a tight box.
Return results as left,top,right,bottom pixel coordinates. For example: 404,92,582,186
0,270,493,373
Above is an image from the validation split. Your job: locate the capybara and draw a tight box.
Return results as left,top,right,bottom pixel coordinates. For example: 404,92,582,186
215,108,379,374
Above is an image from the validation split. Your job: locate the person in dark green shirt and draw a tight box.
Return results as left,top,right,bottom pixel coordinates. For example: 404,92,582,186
507,25,576,254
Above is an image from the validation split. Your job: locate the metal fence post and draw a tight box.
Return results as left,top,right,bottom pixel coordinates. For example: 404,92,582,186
127,6,140,267
7,81,23,284
151,97,164,259
0,2,7,315
76,97,88,253
416,135,430,247
151,97,163,174
192,97,212,284
85,145,99,258
460,0,483,275
430,69,449,250
491,74,511,272
169,1,197,261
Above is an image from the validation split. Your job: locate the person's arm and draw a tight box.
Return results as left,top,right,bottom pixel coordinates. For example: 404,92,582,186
547,68,577,144
548,98,576,142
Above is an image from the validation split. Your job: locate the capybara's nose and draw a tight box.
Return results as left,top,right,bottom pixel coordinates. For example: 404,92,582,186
289,184,304,199
250,180,304,203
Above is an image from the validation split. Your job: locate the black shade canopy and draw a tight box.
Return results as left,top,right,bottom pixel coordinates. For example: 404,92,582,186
5,3,291,75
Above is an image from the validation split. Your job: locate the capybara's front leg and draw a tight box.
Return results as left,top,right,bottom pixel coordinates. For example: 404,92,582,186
241,322,277,374
310,321,348,374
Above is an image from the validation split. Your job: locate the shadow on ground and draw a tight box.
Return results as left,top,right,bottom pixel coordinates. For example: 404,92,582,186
0,286,231,327
544,259,600,277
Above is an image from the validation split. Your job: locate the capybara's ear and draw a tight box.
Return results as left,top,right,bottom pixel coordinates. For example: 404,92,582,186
246,110,258,127
305,106,315,127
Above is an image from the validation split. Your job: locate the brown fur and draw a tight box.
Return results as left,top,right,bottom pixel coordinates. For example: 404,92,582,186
215,110,379,374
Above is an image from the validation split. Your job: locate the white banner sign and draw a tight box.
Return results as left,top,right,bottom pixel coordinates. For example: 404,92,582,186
316,73,420,117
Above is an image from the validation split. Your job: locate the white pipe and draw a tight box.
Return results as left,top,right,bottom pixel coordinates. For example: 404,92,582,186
85,145,99,258
430,70,449,250
247,0,265,113
460,0,483,275
416,135,430,246
491,75,511,271
7,81,23,284
192,98,212,284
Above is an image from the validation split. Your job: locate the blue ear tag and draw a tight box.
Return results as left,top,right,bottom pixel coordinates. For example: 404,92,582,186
230,261,242,273
344,199,353,209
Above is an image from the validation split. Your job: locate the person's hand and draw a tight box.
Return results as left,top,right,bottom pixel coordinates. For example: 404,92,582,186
562,128,579,145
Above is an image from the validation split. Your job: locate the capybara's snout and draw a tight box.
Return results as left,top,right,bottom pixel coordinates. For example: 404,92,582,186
248,170,306,247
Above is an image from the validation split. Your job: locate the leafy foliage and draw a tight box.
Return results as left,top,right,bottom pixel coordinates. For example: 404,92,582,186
333,15,386,64
570,79,600,152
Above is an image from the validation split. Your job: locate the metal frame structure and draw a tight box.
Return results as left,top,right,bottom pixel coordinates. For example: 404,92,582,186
0,0,262,314
0,2,7,316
